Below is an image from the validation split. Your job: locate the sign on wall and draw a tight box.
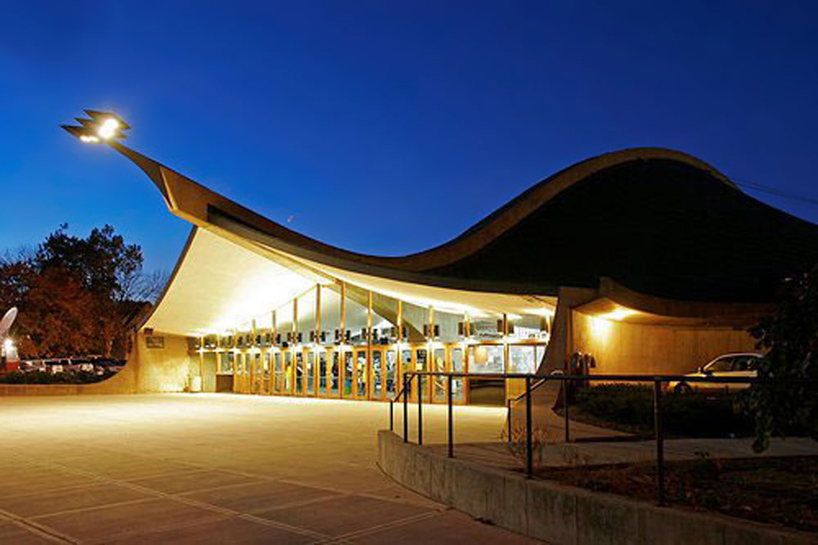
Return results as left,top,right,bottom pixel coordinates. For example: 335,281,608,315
145,336,165,349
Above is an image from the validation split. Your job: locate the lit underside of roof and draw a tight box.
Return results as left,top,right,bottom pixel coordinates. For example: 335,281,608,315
144,229,317,335
145,227,556,337
275,242,557,319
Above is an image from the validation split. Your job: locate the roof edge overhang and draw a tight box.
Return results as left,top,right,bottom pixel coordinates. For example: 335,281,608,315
112,144,743,296
571,277,773,328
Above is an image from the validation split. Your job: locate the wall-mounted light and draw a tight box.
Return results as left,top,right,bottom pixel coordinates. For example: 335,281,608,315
597,307,638,322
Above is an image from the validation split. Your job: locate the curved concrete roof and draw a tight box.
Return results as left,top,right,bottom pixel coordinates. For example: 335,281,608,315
120,144,818,322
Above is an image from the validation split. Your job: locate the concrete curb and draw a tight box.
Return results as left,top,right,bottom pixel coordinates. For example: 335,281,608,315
377,430,817,544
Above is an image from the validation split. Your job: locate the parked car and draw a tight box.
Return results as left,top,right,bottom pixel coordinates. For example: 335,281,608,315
668,353,763,393
43,360,65,374
93,359,126,374
19,359,46,372
64,359,96,373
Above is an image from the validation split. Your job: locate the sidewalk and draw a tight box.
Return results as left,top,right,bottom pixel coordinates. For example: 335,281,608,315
427,436,818,471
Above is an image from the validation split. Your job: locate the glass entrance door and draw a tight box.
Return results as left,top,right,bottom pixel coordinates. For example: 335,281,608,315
343,350,353,398
262,352,271,394
415,347,429,401
432,347,447,403
385,349,397,399
329,350,340,397
370,349,384,400
318,350,328,396
236,353,251,394
284,351,293,394
401,348,413,400
354,348,368,399
273,351,285,393
451,346,466,404
295,351,305,395
306,350,315,396
252,352,262,394
467,344,506,405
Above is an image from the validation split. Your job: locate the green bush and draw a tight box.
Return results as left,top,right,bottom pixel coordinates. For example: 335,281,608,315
573,384,754,438
0,370,118,385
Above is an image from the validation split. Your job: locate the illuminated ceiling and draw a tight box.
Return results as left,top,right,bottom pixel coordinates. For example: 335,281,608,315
146,227,556,336
144,229,315,335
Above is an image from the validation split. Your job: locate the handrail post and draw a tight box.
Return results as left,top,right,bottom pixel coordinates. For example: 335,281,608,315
525,375,533,478
506,399,512,444
447,374,454,458
654,379,665,506
564,377,570,443
417,374,423,446
403,374,408,443
389,399,394,431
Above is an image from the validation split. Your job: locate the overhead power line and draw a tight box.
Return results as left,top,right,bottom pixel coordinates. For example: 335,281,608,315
731,177,818,206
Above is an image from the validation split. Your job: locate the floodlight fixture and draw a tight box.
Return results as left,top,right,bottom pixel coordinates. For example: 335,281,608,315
61,109,130,144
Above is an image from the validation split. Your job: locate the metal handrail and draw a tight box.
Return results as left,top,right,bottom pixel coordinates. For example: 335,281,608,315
405,370,813,384
510,376,548,403
392,370,816,506
388,383,408,433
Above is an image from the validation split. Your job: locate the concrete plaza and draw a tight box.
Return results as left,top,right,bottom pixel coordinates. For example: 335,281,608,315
0,394,539,544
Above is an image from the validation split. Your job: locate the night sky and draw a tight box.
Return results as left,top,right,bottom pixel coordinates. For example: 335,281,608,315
2,1,817,274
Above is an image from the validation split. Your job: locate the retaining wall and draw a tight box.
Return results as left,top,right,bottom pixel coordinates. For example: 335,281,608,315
377,430,817,544
0,331,192,396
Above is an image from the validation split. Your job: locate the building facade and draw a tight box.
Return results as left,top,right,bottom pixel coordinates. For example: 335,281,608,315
23,144,816,403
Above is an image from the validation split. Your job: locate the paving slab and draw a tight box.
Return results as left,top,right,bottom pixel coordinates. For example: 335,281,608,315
0,482,152,518
256,494,437,538
107,516,314,545
350,510,542,544
128,469,259,495
0,394,535,543
0,521,62,544
33,497,226,542
182,480,343,513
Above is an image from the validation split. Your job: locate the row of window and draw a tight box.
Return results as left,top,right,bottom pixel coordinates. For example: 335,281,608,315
217,344,544,377
195,283,552,351
208,343,545,401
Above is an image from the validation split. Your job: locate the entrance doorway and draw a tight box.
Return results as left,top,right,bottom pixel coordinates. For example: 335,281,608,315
369,347,397,401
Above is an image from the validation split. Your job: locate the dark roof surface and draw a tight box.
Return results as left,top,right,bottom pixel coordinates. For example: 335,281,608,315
126,141,818,304
425,158,818,302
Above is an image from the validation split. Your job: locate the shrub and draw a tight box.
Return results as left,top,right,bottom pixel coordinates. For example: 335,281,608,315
0,370,117,384
738,265,818,452
573,384,754,437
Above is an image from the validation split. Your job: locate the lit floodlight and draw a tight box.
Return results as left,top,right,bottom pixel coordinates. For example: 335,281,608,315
97,117,120,139
61,109,129,144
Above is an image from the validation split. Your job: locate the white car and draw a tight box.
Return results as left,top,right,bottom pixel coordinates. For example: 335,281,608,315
669,353,762,393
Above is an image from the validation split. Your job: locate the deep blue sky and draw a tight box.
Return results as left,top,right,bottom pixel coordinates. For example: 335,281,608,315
2,1,817,273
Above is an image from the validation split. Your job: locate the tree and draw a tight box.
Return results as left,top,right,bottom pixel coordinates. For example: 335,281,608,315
0,224,165,359
16,267,97,356
35,224,143,302
738,265,818,452
32,224,147,357
0,252,30,311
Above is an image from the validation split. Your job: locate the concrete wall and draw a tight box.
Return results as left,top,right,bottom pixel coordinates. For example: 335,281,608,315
127,331,194,392
0,331,193,396
540,287,599,375
377,430,817,545
572,311,757,375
